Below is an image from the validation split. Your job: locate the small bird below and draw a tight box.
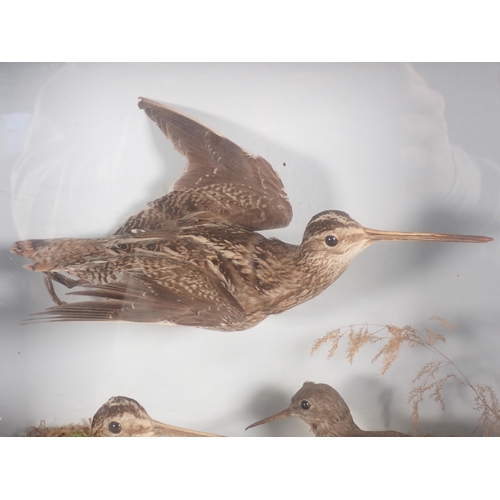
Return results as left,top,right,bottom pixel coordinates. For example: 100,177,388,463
11,98,493,331
91,396,221,437
246,381,409,437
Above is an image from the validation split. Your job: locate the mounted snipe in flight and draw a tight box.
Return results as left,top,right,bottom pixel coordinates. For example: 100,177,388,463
11,98,493,331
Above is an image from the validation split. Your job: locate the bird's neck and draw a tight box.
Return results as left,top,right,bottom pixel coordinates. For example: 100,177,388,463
294,245,351,295
310,407,361,437
250,240,351,316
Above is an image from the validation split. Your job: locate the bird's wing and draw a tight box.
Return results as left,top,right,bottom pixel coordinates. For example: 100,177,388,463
28,257,247,330
115,98,292,234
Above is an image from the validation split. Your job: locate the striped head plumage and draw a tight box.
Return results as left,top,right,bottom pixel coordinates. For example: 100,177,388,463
91,396,220,437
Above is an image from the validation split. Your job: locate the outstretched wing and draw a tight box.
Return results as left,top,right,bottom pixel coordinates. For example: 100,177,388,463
115,98,292,234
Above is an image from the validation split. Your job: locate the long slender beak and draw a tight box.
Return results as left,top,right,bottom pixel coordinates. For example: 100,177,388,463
245,407,292,431
151,419,221,437
364,227,493,243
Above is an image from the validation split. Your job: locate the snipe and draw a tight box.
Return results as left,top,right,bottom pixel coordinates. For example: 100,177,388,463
11,98,492,331
91,396,220,437
246,381,409,437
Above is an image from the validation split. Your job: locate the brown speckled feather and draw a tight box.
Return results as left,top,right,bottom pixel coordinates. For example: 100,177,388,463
115,98,292,234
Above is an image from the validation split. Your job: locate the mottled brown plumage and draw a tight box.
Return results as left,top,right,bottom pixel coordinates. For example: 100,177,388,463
11,98,493,330
246,381,409,437
91,396,220,437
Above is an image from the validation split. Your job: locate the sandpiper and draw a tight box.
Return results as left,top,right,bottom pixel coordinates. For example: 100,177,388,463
246,381,409,437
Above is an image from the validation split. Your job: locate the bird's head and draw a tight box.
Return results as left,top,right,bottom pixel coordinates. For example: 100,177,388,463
299,211,370,266
245,381,356,436
91,396,166,437
299,210,492,273
91,396,219,437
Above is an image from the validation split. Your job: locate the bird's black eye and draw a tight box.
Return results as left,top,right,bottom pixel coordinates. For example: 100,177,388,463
300,400,311,410
108,421,122,434
325,235,338,247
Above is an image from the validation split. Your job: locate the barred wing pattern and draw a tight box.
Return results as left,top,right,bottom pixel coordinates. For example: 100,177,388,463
115,98,292,234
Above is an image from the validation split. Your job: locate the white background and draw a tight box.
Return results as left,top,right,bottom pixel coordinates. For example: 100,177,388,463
1,62,499,437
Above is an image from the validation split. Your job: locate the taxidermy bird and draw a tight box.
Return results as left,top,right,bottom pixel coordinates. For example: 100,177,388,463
246,381,409,437
91,396,220,437
11,98,493,331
